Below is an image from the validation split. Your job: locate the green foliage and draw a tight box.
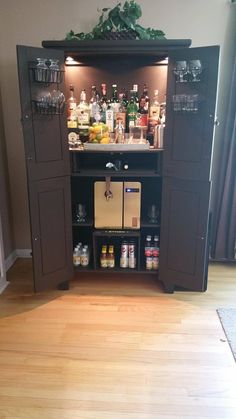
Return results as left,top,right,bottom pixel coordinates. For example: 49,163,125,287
65,1,165,41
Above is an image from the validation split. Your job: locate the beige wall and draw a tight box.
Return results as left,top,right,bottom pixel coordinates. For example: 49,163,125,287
0,85,14,258
0,0,234,250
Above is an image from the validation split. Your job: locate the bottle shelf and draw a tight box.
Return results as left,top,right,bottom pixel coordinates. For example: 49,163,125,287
71,170,161,178
72,220,93,227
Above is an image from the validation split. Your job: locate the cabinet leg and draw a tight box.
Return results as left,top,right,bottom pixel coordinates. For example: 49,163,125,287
163,282,175,294
58,280,69,290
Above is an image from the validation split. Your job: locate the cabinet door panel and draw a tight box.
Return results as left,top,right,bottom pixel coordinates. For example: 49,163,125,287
17,45,69,181
159,177,210,291
164,46,219,181
29,177,73,292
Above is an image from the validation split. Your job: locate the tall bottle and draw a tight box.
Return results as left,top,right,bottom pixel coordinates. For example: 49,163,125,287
107,245,115,269
140,84,149,112
111,84,120,115
148,90,160,145
137,96,148,127
126,90,138,131
100,83,108,122
67,85,78,128
149,90,160,119
115,93,126,128
77,89,90,126
133,84,139,105
90,86,101,124
152,235,160,270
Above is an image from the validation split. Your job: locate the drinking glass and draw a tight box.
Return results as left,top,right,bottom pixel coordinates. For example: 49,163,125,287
173,61,188,82
148,205,159,223
49,59,60,82
51,89,65,113
75,204,86,223
188,60,202,82
35,58,48,82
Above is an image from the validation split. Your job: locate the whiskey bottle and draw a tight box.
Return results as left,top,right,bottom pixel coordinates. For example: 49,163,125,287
100,83,108,122
67,85,78,128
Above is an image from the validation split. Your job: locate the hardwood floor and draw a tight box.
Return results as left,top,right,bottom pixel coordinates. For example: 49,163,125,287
0,259,236,418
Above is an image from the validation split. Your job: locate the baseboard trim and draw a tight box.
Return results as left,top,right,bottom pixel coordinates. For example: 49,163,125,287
16,249,32,258
0,277,9,294
5,249,32,272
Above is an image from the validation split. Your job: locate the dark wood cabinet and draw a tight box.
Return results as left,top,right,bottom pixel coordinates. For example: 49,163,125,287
16,41,219,292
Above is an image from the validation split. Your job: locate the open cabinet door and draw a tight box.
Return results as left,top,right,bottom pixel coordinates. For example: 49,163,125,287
163,46,219,181
159,46,219,292
17,45,73,291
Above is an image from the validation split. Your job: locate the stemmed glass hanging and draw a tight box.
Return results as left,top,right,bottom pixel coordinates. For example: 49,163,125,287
188,60,202,82
173,61,188,82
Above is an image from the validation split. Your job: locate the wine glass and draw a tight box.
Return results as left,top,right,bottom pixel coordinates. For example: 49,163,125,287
51,89,65,113
188,60,202,82
173,61,188,82
35,58,48,82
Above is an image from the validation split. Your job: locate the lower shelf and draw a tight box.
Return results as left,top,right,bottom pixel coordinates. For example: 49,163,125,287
74,266,159,275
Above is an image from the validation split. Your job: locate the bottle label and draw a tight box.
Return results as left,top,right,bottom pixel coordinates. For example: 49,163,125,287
106,109,114,132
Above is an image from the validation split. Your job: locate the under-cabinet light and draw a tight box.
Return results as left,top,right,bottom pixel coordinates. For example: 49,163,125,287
65,56,80,65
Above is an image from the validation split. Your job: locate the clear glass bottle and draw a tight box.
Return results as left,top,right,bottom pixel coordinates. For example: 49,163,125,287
67,85,78,128
115,119,125,143
107,245,115,269
77,89,90,126
100,245,108,268
115,93,126,128
80,245,89,267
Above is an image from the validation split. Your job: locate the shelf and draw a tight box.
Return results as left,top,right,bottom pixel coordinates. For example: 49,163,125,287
141,221,160,228
74,267,159,275
93,229,140,237
70,148,163,154
72,220,93,227
71,171,161,178
74,265,94,272
42,39,192,57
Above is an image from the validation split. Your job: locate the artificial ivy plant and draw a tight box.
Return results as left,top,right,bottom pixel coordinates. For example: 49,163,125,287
66,1,165,41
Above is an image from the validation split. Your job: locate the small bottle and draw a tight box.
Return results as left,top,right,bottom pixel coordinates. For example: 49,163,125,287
100,245,108,268
152,235,160,270
145,235,153,270
107,245,115,269
80,245,89,267
67,85,78,128
128,241,136,269
120,241,129,268
73,246,80,266
133,84,139,105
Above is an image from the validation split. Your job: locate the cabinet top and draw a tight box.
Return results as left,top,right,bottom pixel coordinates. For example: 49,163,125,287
42,39,192,57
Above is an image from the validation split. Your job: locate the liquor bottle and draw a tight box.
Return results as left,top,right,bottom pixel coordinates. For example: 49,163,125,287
100,83,108,122
100,245,108,268
126,90,138,131
114,119,125,143
115,93,126,128
128,241,136,269
90,87,101,124
149,90,160,119
105,101,114,132
67,85,78,128
77,89,90,126
137,96,148,127
107,245,115,269
111,84,120,114
140,84,149,112
133,84,139,105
